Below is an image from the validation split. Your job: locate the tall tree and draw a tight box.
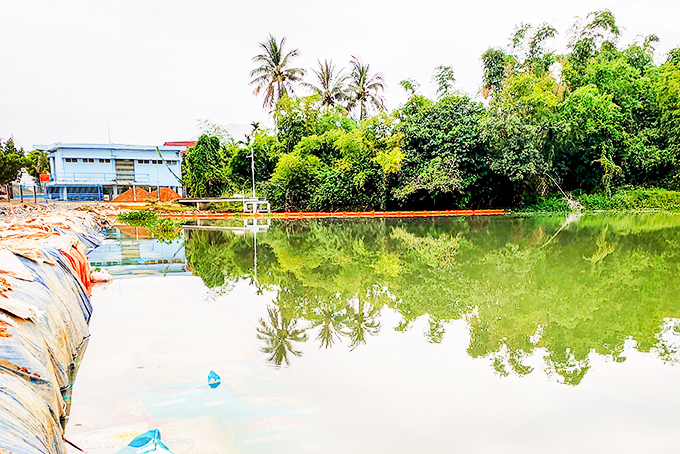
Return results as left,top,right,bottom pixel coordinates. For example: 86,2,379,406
26,149,49,183
182,135,229,197
347,56,386,119
564,10,621,89
303,59,348,109
249,35,305,111
0,138,27,186
432,65,456,99
481,48,509,98
668,48,680,66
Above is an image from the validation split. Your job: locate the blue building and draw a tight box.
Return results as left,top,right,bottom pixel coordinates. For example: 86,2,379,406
34,143,185,201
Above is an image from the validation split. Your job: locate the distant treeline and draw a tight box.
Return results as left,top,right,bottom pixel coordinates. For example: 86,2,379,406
182,10,680,211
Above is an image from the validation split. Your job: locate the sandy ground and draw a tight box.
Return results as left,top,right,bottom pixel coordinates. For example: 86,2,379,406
0,201,150,221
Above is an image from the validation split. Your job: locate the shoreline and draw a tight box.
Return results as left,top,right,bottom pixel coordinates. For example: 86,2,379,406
0,208,106,453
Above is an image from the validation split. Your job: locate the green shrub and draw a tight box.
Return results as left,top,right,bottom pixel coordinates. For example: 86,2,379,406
524,188,680,212
117,210,157,224
116,211,184,242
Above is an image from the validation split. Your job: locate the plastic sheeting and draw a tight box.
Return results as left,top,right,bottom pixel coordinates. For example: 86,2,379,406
116,430,175,454
0,211,105,454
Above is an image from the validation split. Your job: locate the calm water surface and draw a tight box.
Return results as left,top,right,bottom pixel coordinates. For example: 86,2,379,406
66,214,680,453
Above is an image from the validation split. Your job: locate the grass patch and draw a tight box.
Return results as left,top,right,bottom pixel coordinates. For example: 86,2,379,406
117,210,157,223
208,202,242,213
523,188,680,213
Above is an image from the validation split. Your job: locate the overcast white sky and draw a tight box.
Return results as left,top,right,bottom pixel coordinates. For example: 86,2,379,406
1,0,679,151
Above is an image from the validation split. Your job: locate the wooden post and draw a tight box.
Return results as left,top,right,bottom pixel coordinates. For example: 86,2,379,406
33,186,37,204
19,185,23,203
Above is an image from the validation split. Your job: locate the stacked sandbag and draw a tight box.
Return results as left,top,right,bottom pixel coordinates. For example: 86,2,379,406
0,211,104,454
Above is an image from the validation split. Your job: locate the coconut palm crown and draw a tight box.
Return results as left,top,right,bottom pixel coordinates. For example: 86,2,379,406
249,35,305,111
346,56,386,119
303,59,349,109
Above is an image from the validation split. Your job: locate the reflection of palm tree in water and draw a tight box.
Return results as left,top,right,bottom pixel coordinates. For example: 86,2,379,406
256,306,308,366
311,295,348,349
343,298,382,350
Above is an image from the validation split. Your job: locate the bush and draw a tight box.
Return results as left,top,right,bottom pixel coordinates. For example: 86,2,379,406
117,210,157,224
523,188,680,212
116,211,184,242
267,151,323,211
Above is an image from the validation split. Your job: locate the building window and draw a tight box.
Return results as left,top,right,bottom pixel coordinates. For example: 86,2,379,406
83,158,95,163
64,158,77,163
167,160,177,165
139,159,150,164
99,158,111,163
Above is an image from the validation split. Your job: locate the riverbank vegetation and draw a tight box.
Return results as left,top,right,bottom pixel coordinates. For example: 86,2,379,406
116,211,184,242
180,10,680,212
525,187,680,212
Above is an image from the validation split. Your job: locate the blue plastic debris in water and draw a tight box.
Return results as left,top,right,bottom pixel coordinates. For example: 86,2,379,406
116,429,174,453
208,370,221,389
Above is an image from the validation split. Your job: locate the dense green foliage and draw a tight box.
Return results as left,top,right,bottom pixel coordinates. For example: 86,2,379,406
25,149,49,183
0,138,27,186
0,140,49,187
181,12,680,212
184,215,680,382
182,135,230,198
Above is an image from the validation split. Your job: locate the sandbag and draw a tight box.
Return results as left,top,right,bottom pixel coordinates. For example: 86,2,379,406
0,210,104,453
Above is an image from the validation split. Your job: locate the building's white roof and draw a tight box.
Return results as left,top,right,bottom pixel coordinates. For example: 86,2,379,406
34,143,186,152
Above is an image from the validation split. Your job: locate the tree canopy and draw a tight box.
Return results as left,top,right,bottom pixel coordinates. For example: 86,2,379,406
250,35,305,111
187,15,680,208
0,139,27,186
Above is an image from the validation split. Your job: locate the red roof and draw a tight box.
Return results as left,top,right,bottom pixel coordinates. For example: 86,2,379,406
164,141,196,156
164,141,196,148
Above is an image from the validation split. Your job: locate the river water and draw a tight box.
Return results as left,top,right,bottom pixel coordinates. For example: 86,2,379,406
66,214,680,453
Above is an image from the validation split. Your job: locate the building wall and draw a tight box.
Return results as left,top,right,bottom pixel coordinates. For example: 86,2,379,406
42,144,183,187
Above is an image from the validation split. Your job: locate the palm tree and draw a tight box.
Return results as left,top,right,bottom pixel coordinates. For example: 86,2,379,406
346,56,385,119
303,59,348,109
249,35,305,111
256,305,308,366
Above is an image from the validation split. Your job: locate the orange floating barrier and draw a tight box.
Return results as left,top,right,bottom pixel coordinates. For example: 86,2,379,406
161,209,505,220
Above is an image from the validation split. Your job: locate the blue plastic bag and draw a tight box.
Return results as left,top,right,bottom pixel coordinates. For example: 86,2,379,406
116,429,174,454
208,370,221,389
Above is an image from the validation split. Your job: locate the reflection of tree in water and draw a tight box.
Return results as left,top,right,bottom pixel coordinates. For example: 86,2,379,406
256,305,308,367
545,348,590,386
185,230,255,288
186,214,680,383
343,295,382,350
425,316,445,344
310,295,348,349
